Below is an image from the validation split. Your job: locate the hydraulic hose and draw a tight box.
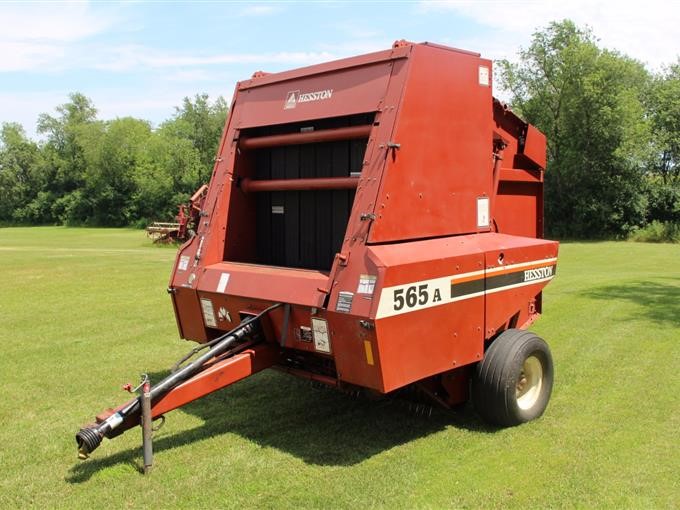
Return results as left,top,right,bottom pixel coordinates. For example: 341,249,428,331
76,304,280,459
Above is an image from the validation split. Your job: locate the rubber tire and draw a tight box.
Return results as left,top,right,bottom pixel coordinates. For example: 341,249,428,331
471,329,553,427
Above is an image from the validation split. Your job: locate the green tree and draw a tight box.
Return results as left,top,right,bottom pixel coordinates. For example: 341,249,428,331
0,123,43,223
79,117,153,226
498,20,651,238
643,61,680,224
647,61,680,186
130,126,204,225
33,92,99,223
162,93,228,186
2,92,225,226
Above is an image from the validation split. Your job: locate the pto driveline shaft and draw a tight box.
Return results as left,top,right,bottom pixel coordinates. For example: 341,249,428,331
76,319,257,459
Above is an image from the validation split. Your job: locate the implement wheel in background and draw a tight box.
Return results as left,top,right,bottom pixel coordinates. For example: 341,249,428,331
471,329,554,427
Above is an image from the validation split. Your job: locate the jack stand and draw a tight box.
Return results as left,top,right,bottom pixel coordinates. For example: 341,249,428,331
140,374,153,474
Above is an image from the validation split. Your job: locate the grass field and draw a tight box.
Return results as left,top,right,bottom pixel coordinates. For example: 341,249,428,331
0,227,678,508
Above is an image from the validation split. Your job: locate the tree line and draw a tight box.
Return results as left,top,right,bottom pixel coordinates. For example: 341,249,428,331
0,93,228,227
499,20,679,239
0,20,678,239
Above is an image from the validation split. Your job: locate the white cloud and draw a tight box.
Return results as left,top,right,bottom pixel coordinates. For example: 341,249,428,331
419,0,679,69
0,42,66,72
0,86,226,140
89,44,337,72
330,22,384,41
0,1,119,72
0,2,113,42
238,4,282,16
1,38,338,75
317,39,393,57
94,94,187,119
0,90,71,139
90,85,234,126
162,69,217,82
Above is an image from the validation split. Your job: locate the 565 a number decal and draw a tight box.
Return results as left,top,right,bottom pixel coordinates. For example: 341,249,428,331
393,284,442,311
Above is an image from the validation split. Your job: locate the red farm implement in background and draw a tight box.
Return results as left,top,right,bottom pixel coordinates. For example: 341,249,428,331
145,185,208,243
77,41,558,465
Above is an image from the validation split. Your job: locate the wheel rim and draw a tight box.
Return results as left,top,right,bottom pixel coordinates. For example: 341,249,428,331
515,355,543,410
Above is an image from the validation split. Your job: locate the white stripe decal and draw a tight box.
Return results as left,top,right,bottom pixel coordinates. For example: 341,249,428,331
486,257,557,274
485,275,555,294
376,274,457,319
375,259,556,319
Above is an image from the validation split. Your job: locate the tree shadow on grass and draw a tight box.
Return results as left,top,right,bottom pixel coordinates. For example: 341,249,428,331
67,369,492,482
582,277,680,327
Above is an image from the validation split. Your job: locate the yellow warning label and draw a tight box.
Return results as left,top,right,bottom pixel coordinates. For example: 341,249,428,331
364,340,374,366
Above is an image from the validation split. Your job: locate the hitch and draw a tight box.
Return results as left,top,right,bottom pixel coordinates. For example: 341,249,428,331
76,304,281,461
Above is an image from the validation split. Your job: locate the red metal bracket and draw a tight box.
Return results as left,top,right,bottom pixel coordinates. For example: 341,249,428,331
151,344,280,417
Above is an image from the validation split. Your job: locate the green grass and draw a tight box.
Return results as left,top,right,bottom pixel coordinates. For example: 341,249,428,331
0,227,678,508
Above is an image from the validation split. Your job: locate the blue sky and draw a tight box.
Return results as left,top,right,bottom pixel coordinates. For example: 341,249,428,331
1,0,677,139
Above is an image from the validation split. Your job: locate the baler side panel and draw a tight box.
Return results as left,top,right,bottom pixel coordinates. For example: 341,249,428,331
368,44,494,242
492,101,547,239
325,312,384,391
168,80,246,340
481,239,558,335
365,236,486,392
171,287,209,342
375,296,484,393
495,180,544,238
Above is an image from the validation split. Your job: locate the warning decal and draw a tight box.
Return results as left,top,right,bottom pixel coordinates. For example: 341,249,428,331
200,298,217,327
311,318,331,353
357,274,377,295
178,255,190,271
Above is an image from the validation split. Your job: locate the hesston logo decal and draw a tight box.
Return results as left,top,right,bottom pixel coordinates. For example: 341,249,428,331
524,266,554,282
284,89,333,109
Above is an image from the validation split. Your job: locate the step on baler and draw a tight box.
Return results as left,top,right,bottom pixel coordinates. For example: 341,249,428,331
76,40,558,463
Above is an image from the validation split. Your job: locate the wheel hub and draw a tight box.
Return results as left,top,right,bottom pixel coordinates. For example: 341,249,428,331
515,355,543,410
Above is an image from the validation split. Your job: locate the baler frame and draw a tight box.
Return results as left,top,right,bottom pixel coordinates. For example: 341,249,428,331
76,40,558,466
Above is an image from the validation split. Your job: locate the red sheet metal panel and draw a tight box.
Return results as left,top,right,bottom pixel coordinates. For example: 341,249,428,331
238,46,410,89
325,313,384,391
365,235,486,391
476,235,558,335
199,262,328,307
171,287,209,342
234,61,395,129
368,44,494,242
496,180,543,238
522,124,547,170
